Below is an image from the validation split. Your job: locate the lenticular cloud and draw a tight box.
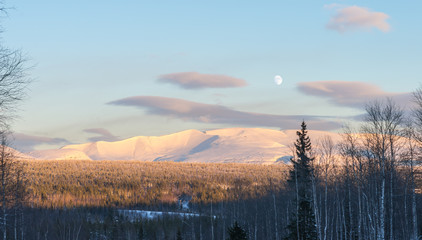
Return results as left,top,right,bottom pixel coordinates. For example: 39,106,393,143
297,81,410,108
109,96,341,130
157,72,247,89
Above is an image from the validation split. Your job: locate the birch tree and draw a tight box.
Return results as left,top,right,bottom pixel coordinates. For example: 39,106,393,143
317,135,336,240
408,86,422,240
361,99,403,240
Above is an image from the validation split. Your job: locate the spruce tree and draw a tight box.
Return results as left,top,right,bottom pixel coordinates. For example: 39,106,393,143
285,121,317,240
227,221,248,240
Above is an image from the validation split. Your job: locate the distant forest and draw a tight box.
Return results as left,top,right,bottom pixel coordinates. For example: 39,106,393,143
25,160,287,208
1,97,422,239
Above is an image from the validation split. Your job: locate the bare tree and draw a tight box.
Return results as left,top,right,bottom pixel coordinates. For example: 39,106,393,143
0,5,30,240
0,48,28,129
413,86,422,140
341,127,364,240
0,3,29,129
317,135,336,240
13,158,28,240
0,134,16,240
361,99,404,240
408,86,422,240
401,121,419,240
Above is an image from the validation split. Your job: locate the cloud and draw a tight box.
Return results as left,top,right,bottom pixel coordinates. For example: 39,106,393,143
108,96,342,131
326,5,390,33
12,133,70,152
84,128,120,142
297,81,411,109
157,72,247,89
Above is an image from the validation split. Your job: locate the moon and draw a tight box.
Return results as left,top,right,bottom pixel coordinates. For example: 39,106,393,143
274,75,283,85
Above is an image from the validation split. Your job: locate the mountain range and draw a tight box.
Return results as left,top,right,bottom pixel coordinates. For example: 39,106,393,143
27,128,341,164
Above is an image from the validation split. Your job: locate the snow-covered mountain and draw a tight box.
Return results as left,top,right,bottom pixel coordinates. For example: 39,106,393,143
29,128,341,164
3,146,34,160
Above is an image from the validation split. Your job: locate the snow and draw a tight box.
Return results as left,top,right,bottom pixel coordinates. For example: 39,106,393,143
1,146,34,160
118,209,201,220
28,148,91,160
28,128,342,163
181,201,189,210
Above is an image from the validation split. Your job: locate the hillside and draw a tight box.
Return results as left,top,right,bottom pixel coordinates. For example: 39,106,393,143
29,128,341,163
24,160,288,208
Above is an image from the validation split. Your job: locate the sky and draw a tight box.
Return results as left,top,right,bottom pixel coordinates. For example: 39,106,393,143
1,1,421,152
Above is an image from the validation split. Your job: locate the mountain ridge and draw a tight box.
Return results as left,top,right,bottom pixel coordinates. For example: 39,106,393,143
28,128,341,163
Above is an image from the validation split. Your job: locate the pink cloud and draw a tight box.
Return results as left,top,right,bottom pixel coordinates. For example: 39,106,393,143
326,5,390,33
157,72,247,89
297,81,411,108
12,133,70,152
109,96,341,130
83,128,120,142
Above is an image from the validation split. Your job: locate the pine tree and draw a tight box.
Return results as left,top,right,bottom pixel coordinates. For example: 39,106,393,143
227,221,248,240
285,121,317,240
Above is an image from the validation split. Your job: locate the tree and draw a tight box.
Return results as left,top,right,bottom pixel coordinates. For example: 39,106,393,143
361,99,403,240
340,127,365,240
0,134,28,240
285,121,317,240
317,135,336,240
402,120,419,240
0,135,11,240
0,47,28,129
409,86,422,240
227,221,248,240
0,5,30,239
0,4,29,133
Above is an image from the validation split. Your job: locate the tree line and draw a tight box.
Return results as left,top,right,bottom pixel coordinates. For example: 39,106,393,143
282,94,422,240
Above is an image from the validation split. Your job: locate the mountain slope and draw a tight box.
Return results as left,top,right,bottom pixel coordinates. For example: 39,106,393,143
30,128,341,163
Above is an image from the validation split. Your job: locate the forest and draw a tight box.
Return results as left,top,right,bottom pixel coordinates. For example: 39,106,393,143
0,2,420,240
0,95,422,239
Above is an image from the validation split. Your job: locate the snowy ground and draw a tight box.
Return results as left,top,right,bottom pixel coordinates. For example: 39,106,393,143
118,209,201,221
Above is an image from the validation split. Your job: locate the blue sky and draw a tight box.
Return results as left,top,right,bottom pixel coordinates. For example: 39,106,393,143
2,1,421,152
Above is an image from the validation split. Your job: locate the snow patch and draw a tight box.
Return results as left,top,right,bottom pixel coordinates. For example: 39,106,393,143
118,210,201,220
